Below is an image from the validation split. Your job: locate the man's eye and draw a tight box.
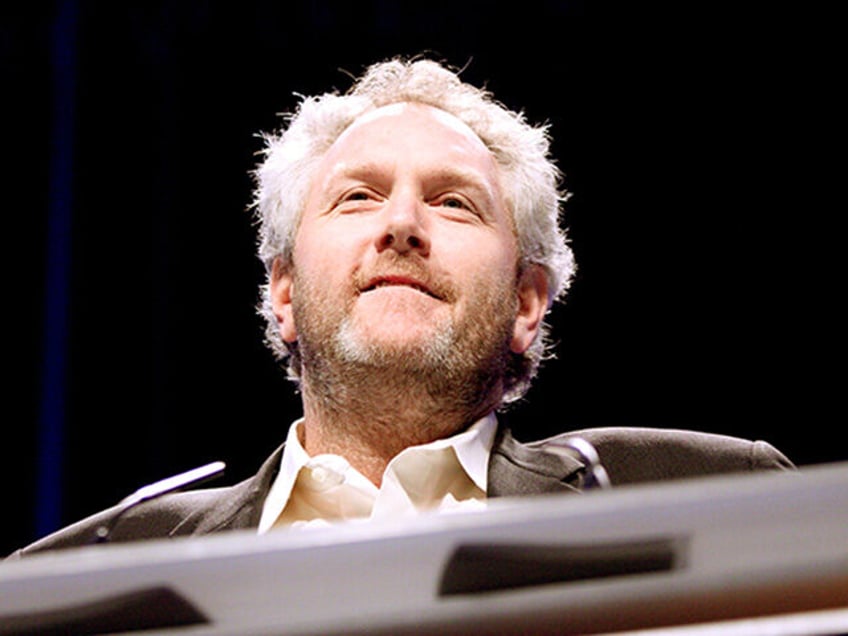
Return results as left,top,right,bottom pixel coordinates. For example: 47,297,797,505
439,197,470,210
334,190,380,211
345,191,372,201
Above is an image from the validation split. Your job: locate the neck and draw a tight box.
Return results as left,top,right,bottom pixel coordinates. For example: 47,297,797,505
298,367,500,486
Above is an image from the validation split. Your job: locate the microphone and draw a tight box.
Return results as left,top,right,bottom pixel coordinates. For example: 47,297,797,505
93,461,226,544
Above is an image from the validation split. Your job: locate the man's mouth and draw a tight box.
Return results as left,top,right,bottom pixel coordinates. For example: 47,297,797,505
361,275,441,299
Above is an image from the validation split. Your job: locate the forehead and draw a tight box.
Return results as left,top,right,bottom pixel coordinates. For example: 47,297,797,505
319,102,498,176
339,102,485,145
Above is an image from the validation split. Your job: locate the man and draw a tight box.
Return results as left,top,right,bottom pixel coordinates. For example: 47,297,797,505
10,58,792,556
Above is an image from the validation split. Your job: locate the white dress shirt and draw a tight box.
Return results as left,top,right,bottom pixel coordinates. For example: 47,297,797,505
258,413,497,532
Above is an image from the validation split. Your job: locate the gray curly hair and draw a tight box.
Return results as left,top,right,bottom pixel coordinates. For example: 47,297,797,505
252,57,575,405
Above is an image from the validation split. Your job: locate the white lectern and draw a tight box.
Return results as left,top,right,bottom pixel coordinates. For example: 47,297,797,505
2,462,847,635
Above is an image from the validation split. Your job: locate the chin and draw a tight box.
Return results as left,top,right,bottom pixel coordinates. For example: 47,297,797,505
336,319,454,366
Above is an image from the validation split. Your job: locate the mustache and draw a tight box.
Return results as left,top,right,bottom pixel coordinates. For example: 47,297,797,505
353,255,453,301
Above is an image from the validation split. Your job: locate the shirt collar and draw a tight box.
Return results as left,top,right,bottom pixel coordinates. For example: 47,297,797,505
411,411,496,494
258,417,311,533
258,413,497,534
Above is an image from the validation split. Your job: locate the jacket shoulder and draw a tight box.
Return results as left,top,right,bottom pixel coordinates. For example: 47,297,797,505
8,486,242,560
531,427,794,487
9,446,284,559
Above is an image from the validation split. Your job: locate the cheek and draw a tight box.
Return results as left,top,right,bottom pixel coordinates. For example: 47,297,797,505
293,224,345,276
459,235,519,287
296,216,373,264
291,235,361,309
454,253,520,318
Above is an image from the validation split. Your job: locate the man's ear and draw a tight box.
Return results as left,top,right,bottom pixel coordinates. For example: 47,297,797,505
511,265,549,354
270,257,298,343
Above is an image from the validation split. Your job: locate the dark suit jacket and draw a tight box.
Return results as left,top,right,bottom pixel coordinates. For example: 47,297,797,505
9,427,793,559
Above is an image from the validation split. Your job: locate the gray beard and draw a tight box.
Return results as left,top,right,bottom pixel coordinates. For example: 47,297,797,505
297,302,514,442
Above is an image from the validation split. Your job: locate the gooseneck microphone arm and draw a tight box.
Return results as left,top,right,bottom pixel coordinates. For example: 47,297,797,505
93,461,226,544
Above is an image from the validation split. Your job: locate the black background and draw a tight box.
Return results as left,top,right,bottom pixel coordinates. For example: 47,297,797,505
3,3,843,556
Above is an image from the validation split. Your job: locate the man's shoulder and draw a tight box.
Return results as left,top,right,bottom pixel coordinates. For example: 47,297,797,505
8,485,245,560
9,446,284,560
526,426,794,486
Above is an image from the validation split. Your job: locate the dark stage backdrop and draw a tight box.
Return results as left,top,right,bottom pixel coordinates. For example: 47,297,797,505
4,3,842,556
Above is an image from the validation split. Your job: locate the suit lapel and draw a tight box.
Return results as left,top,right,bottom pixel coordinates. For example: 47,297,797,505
487,428,586,497
174,444,285,536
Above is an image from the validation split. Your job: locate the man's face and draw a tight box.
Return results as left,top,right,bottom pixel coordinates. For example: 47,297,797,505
271,102,546,388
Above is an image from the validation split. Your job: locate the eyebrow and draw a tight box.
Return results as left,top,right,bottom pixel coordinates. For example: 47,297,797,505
337,161,392,187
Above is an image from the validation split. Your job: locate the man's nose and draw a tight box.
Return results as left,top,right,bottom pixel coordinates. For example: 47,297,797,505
375,194,430,256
